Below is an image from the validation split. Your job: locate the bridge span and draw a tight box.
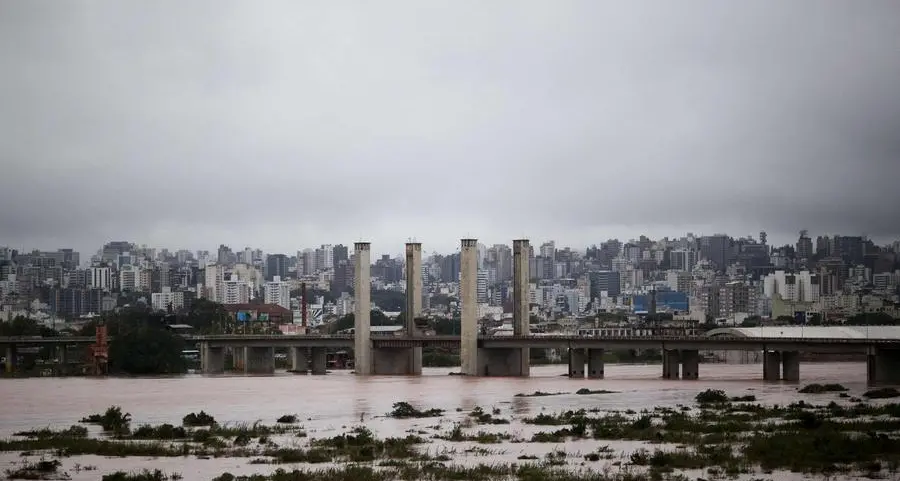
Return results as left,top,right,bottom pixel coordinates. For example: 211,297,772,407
3,333,899,384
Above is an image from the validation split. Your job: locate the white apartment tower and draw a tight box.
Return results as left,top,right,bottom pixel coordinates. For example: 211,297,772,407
204,264,226,303
264,275,291,309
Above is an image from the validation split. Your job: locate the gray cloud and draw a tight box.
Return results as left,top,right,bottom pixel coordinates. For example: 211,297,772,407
2,1,899,256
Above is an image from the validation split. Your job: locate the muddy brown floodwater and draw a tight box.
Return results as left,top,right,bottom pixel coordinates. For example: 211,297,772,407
0,362,876,480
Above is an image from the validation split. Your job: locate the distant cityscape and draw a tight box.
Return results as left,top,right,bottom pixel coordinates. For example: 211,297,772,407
2,231,899,330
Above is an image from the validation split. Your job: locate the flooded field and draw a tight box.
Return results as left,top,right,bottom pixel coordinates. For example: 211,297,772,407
0,362,893,480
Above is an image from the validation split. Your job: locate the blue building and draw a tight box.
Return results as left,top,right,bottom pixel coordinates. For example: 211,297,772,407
632,291,689,314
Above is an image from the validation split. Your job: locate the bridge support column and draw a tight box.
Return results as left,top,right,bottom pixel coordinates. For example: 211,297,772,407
662,350,679,379
477,348,527,376
311,347,327,375
243,347,275,374
587,349,605,379
57,345,68,374
201,344,225,374
681,350,699,380
781,351,800,382
4,346,14,374
763,351,781,381
290,347,308,374
460,239,479,375
568,348,585,378
373,348,413,375
867,348,900,385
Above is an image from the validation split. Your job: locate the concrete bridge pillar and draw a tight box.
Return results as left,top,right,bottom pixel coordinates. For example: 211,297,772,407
781,351,800,382
662,349,680,379
242,346,275,374
310,347,327,375
353,242,373,375
867,348,900,385
459,239,479,376
568,348,585,378
763,350,781,381
57,345,68,374
477,348,526,376
374,348,415,375
587,349,605,379
290,347,308,374
681,350,699,380
201,344,225,374
4,346,15,374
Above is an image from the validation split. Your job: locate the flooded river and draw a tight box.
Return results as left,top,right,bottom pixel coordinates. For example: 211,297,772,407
0,362,877,480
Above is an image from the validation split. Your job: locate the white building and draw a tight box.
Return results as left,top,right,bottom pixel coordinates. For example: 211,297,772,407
264,275,291,309
89,267,111,291
151,287,184,312
763,270,820,303
666,271,692,294
223,278,250,305
204,264,226,303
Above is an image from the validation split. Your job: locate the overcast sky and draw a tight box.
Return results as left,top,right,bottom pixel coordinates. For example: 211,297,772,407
2,1,899,258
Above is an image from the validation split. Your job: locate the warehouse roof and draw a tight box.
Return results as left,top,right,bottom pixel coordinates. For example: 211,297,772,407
706,325,900,339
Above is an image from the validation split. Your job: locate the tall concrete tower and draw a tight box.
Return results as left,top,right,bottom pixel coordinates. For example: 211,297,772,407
513,239,531,376
405,242,423,375
353,242,372,375
460,238,479,376
405,243,423,335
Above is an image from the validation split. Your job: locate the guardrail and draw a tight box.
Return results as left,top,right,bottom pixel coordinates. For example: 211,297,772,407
3,334,900,345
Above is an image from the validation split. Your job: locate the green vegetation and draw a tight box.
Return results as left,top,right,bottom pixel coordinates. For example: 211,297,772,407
102,470,182,481
5,459,62,480
182,411,216,427
387,402,444,419
515,391,568,397
864,387,900,399
576,388,618,395
694,389,728,404
468,406,510,425
80,406,132,436
799,383,849,393
131,424,188,440
109,325,186,375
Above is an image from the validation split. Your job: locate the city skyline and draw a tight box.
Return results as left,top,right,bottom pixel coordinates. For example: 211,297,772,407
2,2,900,256
3,229,900,264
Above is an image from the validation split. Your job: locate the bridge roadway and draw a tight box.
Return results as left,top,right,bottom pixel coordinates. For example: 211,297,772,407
3,334,900,384
6,334,900,352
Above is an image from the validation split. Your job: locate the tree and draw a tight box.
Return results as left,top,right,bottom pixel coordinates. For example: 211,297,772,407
0,316,58,337
371,290,406,311
109,326,187,375
178,298,230,334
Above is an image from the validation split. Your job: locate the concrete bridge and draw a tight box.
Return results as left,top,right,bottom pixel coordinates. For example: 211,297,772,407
187,333,900,384
3,332,900,384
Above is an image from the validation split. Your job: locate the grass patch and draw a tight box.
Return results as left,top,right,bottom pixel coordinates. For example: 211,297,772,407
182,411,216,427
80,406,131,436
387,402,443,419
514,391,568,397
575,388,618,395
799,383,849,394
864,387,900,399
5,459,63,480
468,406,510,425
102,470,182,481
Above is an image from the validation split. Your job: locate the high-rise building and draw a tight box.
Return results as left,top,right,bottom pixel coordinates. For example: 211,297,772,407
222,277,250,304
588,270,621,299
266,254,289,281
796,230,813,261
203,264,226,303
264,275,291,309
